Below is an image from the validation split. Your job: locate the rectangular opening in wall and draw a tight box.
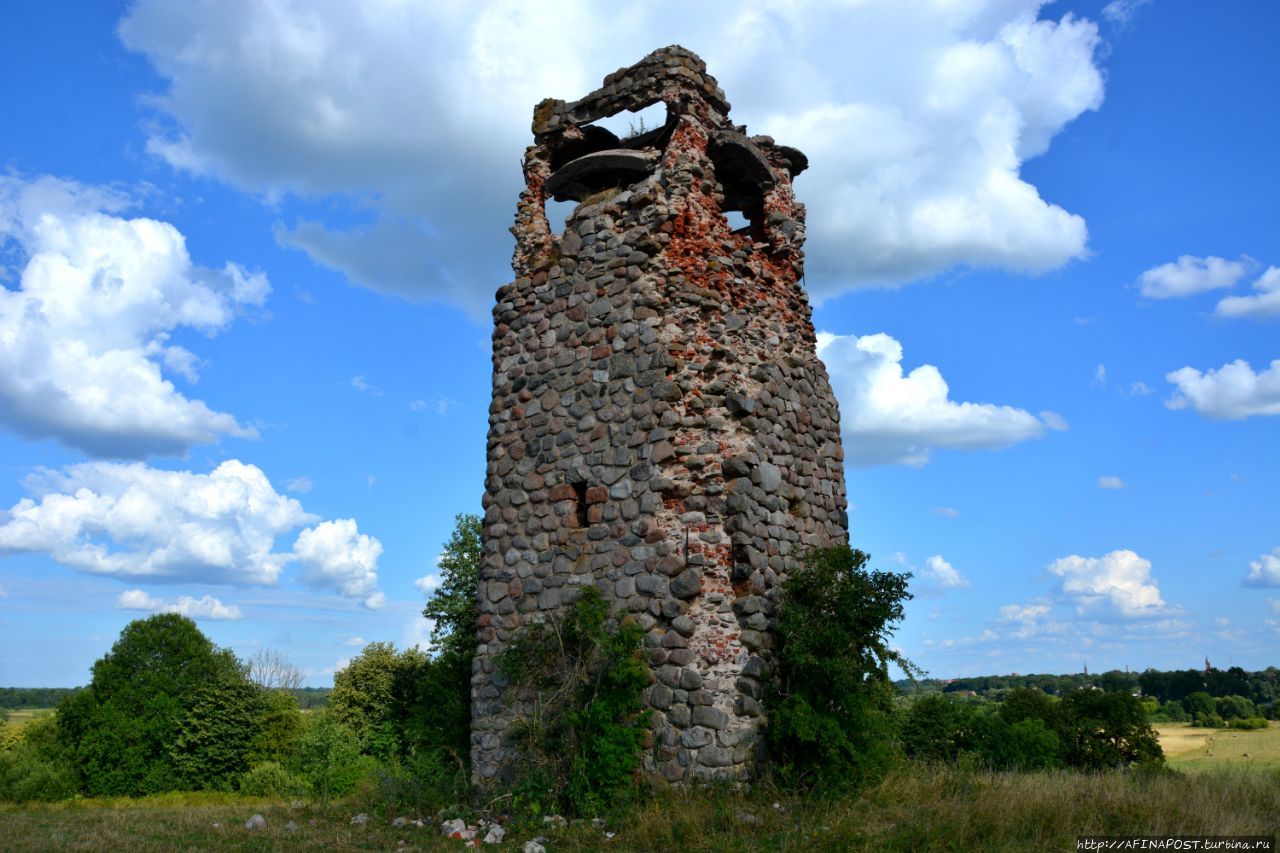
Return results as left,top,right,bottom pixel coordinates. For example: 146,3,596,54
545,198,576,236
587,101,669,143
571,480,589,528
725,210,750,233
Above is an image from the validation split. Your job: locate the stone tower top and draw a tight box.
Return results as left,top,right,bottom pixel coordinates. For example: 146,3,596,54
531,45,731,137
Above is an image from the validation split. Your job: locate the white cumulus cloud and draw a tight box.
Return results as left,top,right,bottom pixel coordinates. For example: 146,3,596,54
117,588,242,620
1097,475,1127,489
117,0,1103,312
0,175,266,457
292,519,385,608
1243,547,1280,588
1137,255,1248,299
922,554,970,589
0,460,383,605
1215,266,1280,320
817,331,1053,466
1047,549,1170,618
1165,358,1280,419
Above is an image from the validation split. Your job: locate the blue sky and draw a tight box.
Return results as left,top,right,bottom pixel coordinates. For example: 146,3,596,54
1,0,1276,687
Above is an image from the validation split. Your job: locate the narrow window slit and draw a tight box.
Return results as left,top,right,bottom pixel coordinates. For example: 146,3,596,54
571,480,589,528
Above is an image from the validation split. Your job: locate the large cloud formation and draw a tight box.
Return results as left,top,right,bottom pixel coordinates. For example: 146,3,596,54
0,176,266,457
117,0,1103,313
0,460,385,607
817,331,1058,466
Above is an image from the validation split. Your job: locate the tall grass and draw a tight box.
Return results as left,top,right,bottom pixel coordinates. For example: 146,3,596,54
2,762,1277,851
553,763,1280,852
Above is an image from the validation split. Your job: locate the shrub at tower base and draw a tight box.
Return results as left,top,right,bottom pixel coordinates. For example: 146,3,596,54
497,585,650,816
766,546,917,793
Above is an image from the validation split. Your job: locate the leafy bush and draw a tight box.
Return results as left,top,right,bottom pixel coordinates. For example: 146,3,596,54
291,709,372,801
498,585,650,816
999,718,1061,771
1149,699,1189,723
905,685,1160,772
0,748,78,802
900,693,1060,771
365,749,470,815
768,546,915,792
900,694,969,763
0,717,77,802
1214,695,1258,721
1227,717,1268,731
1193,712,1226,729
237,761,303,797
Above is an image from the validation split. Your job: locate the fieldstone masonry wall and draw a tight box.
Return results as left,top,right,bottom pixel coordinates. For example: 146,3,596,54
473,46,849,786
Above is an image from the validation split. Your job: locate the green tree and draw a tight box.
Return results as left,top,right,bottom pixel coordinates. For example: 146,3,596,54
401,643,472,769
57,613,246,796
1000,687,1059,728
1056,689,1163,769
291,709,368,802
1183,691,1215,720
399,512,482,773
767,546,917,791
900,694,968,763
998,718,1061,770
422,512,482,659
248,688,304,765
330,642,431,761
1214,695,1257,721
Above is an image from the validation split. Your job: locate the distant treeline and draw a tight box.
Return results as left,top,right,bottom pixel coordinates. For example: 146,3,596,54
0,688,84,710
291,687,331,709
897,666,1280,710
1,686,329,710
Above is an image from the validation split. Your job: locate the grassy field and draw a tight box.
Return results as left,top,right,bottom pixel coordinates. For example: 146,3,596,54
0,763,1276,851
2,709,54,726
1157,721,1280,773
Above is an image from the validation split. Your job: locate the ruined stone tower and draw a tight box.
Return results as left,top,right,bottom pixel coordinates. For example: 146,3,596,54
474,46,849,785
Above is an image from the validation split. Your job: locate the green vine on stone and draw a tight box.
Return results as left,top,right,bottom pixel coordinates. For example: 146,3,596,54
498,585,650,816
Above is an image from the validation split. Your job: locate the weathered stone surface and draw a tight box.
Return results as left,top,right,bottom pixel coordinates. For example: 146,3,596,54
670,569,703,599
473,45,849,788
